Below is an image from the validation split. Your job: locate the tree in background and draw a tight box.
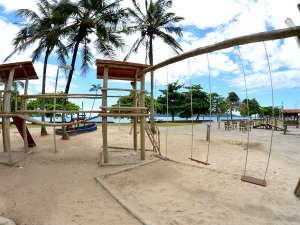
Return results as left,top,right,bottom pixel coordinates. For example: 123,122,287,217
179,84,209,121
27,92,80,122
111,92,162,121
89,84,102,115
157,81,184,121
239,98,261,118
258,106,280,118
54,0,127,139
124,0,184,129
6,0,68,136
226,92,240,120
211,93,227,128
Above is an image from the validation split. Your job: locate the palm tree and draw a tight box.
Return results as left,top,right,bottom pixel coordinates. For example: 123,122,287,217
5,0,68,136
89,84,102,116
54,0,127,139
124,0,184,129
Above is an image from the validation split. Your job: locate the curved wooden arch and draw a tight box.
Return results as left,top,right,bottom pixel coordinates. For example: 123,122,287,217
139,26,300,74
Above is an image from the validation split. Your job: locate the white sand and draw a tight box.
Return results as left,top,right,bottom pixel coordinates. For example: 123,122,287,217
0,123,299,224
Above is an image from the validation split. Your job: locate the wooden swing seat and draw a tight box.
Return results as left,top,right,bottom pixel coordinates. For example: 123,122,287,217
154,154,169,161
189,158,210,165
241,175,267,187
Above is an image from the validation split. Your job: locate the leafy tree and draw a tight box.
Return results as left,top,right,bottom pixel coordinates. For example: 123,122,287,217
226,92,240,120
258,106,280,118
89,84,102,114
54,0,127,139
5,0,68,135
124,0,184,127
27,92,80,122
239,98,261,118
179,84,209,121
211,93,227,128
157,80,184,121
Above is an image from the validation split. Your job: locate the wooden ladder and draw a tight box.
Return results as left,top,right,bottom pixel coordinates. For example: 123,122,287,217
144,118,161,155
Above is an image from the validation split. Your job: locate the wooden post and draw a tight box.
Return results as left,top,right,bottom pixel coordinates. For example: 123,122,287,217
206,124,211,141
23,78,29,153
133,71,138,151
295,178,300,197
2,66,15,164
102,65,109,163
283,124,287,134
140,73,146,160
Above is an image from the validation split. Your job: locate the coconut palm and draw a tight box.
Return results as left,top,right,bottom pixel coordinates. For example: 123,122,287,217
124,0,184,129
5,0,68,136
89,84,102,115
54,0,127,139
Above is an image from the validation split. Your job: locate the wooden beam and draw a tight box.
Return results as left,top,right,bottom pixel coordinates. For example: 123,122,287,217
100,106,148,111
22,65,29,77
140,74,146,160
285,18,300,49
133,70,138,151
102,65,109,163
2,66,15,164
101,88,146,93
96,63,146,70
139,26,300,75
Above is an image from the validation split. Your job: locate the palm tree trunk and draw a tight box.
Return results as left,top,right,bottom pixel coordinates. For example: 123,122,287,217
61,40,80,140
149,36,155,133
41,48,50,136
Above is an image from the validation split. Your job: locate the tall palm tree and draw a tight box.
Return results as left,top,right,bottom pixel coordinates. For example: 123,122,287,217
124,0,184,129
5,0,68,136
89,84,102,116
54,0,127,139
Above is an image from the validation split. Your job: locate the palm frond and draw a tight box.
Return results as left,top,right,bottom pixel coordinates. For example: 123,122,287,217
124,36,145,61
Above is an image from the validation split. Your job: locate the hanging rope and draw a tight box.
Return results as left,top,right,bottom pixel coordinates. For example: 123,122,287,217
166,66,169,158
238,45,251,177
206,53,212,163
187,59,194,159
263,41,274,181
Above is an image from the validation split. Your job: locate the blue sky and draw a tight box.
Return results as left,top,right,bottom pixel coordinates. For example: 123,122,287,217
0,0,300,113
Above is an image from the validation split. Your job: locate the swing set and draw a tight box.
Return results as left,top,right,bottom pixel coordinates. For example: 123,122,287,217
149,30,288,187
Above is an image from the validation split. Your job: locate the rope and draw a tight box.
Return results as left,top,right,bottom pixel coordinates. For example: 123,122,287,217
166,66,169,158
238,46,251,177
187,59,194,159
206,53,212,163
263,41,274,181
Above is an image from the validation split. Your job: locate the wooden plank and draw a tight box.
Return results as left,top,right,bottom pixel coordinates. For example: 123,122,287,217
154,154,169,161
139,26,300,75
241,175,267,187
189,158,210,165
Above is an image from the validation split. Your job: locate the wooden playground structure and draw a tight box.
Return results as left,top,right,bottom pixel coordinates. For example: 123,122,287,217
0,60,163,166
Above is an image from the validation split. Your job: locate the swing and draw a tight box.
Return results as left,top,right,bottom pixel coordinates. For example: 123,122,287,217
239,43,274,187
188,56,212,166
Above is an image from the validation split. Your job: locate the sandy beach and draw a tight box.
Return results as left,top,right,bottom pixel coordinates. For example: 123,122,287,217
0,122,299,225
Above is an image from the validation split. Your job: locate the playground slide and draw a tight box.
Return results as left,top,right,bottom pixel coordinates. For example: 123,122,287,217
12,117,36,147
